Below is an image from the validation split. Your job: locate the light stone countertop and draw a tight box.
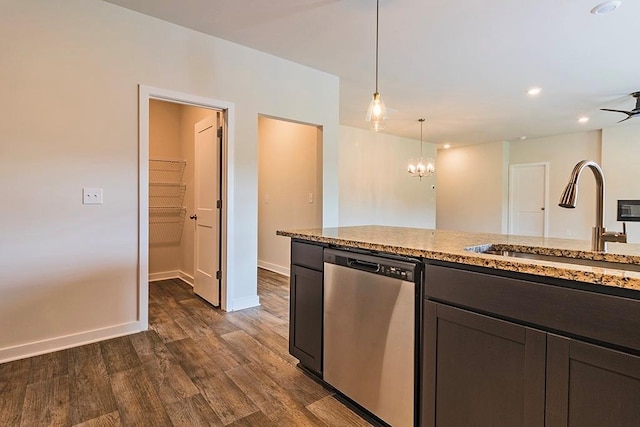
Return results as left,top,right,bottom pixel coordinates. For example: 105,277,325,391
277,225,640,293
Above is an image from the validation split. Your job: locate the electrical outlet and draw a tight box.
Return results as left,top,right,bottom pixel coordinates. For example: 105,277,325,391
83,188,103,205
308,193,314,204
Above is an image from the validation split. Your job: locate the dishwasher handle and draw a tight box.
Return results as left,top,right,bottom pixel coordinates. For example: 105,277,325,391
347,258,381,273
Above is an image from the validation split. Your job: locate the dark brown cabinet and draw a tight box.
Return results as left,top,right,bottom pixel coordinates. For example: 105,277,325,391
423,262,640,427
546,335,640,427
289,240,324,376
423,301,546,427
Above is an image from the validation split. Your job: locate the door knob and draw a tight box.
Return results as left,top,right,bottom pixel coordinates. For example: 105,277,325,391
189,214,198,220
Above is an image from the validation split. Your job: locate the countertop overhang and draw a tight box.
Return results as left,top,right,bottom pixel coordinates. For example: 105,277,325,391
277,225,640,292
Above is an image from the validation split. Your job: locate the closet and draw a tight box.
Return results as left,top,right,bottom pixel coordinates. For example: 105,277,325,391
149,159,187,245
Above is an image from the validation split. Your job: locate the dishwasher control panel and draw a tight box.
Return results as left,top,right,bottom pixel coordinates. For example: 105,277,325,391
324,248,417,283
380,265,412,281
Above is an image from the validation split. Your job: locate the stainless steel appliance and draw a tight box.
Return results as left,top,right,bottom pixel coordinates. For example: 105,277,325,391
323,248,419,427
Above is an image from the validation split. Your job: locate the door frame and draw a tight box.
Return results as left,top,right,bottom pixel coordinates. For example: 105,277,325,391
508,162,550,237
139,85,234,328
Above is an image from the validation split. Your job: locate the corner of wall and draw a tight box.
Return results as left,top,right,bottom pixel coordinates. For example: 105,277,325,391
501,141,511,234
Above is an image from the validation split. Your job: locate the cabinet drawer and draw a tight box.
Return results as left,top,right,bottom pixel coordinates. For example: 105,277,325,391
291,240,324,270
425,264,640,353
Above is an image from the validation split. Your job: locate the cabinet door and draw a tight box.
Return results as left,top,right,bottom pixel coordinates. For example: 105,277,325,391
423,301,546,427
546,335,640,427
289,265,323,374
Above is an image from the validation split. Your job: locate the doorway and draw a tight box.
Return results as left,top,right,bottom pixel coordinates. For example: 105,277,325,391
257,116,323,276
508,162,549,237
139,85,233,329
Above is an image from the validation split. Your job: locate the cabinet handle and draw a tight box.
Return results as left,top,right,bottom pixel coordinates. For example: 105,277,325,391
189,214,198,220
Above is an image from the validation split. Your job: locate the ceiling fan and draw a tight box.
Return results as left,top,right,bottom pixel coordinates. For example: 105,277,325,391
601,91,640,123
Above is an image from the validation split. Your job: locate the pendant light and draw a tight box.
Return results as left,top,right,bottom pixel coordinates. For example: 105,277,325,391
408,118,435,179
365,0,388,131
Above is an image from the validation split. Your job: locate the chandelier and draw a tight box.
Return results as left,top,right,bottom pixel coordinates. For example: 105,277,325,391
407,118,435,179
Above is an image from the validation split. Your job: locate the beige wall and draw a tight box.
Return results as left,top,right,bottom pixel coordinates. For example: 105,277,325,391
149,100,183,275
339,126,437,228
509,131,601,240
436,141,507,233
436,126,639,242
0,0,339,362
258,117,323,275
602,124,640,243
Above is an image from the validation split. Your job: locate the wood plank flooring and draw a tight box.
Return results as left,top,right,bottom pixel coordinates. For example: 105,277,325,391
0,269,372,426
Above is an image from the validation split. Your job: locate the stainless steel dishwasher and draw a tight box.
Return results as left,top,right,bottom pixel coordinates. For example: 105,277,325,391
323,248,419,427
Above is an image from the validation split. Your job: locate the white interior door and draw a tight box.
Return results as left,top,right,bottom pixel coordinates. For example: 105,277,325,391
509,163,549,237
194,114,221,306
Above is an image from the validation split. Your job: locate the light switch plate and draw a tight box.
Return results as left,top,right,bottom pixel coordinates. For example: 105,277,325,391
83,188,103,205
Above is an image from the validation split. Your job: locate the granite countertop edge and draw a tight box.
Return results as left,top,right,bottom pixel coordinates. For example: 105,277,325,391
277,226,640,293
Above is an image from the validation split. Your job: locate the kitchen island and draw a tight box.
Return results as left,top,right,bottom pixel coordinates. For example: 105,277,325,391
277,225,640,427
278,225,640,292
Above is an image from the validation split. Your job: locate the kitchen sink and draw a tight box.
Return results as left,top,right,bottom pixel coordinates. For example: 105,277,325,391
475,247,640,272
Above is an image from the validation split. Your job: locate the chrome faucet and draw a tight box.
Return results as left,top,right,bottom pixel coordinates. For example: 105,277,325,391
559,160,627,252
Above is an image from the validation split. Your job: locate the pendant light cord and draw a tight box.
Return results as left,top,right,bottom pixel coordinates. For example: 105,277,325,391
419,118,425,157
375,0,379,93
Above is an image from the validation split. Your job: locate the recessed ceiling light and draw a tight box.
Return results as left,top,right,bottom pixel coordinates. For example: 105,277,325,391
519,136,527,140
527,87,542,96
443,144,451,149
591,1,622,15
578,116,590,123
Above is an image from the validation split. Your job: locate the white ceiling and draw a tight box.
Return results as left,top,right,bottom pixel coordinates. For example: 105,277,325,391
104,0,640,145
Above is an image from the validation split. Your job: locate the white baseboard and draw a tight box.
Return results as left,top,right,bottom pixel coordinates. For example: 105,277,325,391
149,270,194,287
149,270,179,282
258,260,290,277
2,271,196,363
178,271,194,287
230,295,260,312
0,321,142,364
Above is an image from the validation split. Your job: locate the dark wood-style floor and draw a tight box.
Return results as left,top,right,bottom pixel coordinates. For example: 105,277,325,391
0,269,371,426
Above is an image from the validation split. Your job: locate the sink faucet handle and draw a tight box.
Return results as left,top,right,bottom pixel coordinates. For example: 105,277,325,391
601,223,628,244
